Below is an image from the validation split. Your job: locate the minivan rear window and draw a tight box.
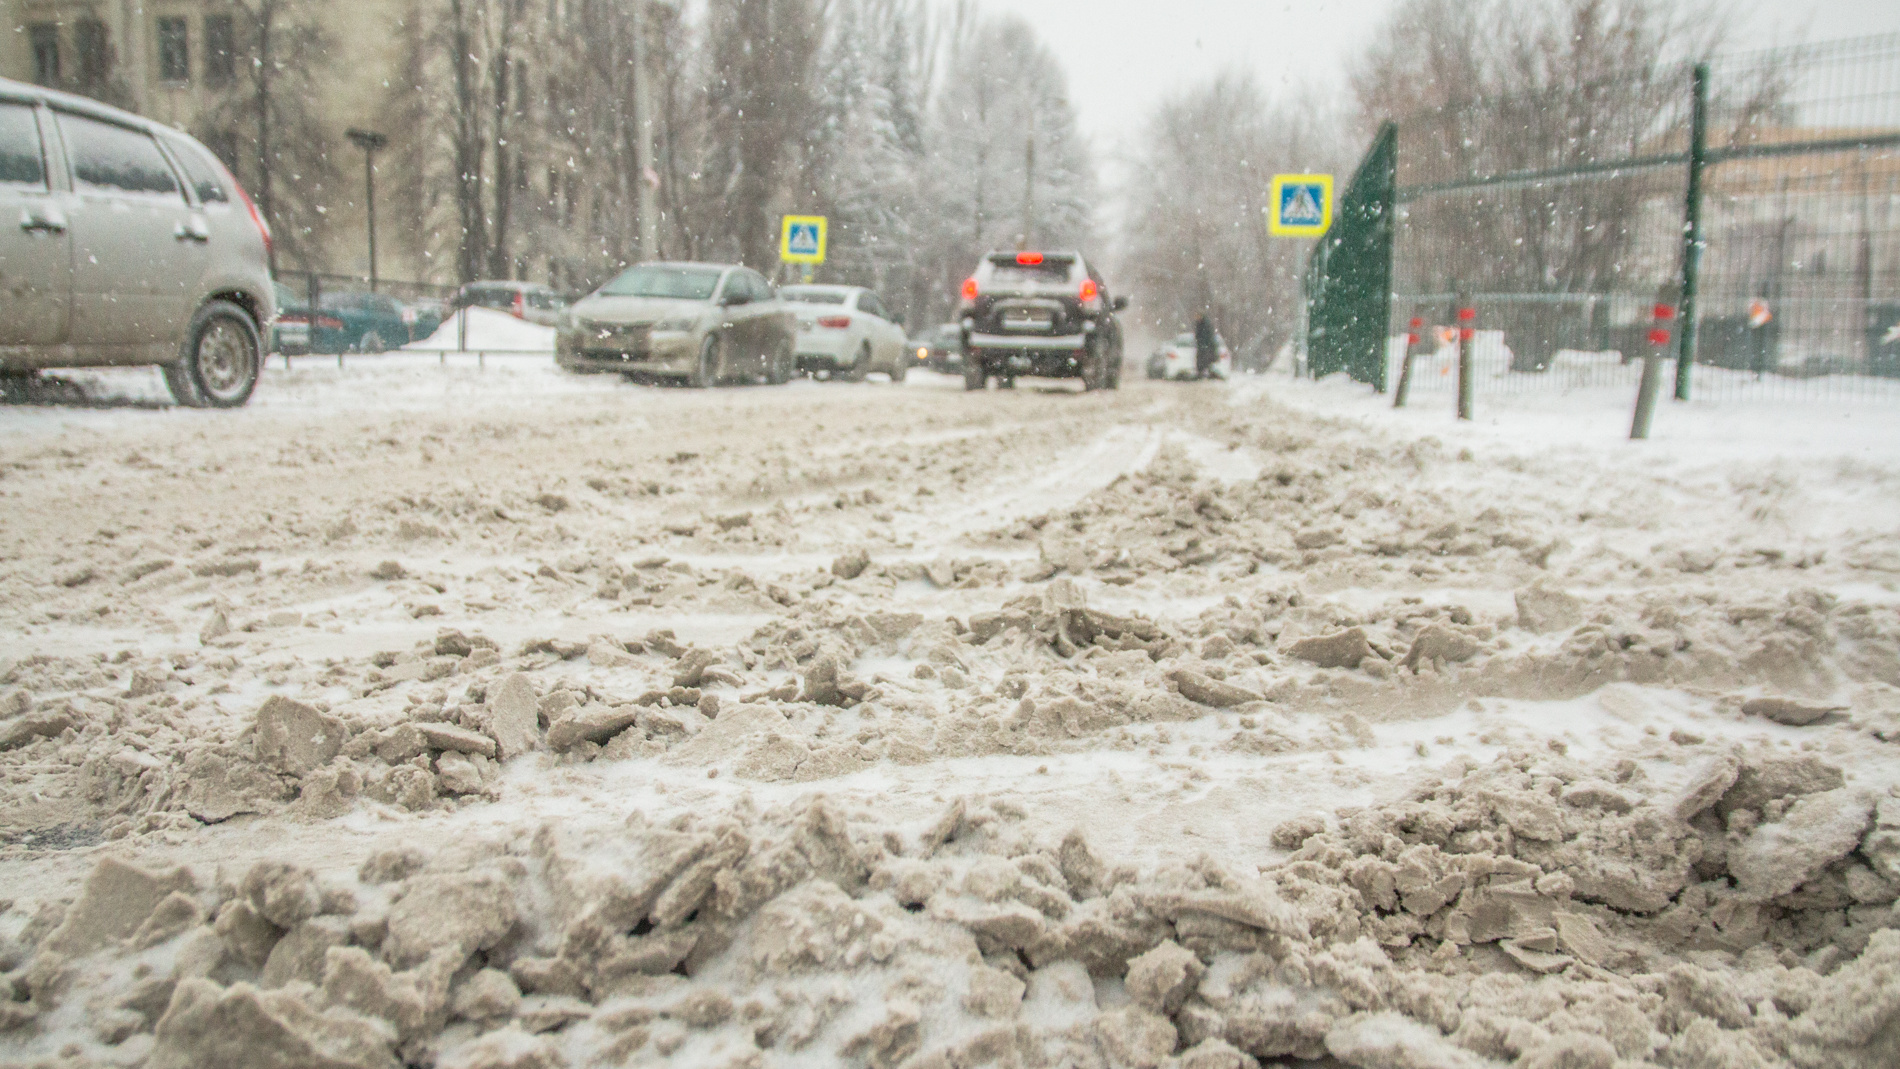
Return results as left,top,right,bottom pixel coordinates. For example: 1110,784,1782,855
0,103,46,189
170,140,229,204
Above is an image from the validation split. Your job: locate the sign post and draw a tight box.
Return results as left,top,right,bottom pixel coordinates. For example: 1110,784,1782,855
1267,174,1334,238
780,215,827,283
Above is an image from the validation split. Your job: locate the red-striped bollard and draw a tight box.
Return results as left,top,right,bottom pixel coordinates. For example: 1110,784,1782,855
1631,304,1674,440
1456,303,1476,421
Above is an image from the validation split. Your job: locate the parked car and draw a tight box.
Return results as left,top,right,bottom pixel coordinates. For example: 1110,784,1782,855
955,250,1125,390
781,284,910,381
454,280,568,326
270,282,312,355
555,262,795,387
317,290,419,353
0,76,273,407
910,322,964,373
1156,330,1232,380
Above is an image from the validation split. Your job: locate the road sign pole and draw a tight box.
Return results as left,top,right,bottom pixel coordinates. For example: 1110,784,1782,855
1674,63,1708,402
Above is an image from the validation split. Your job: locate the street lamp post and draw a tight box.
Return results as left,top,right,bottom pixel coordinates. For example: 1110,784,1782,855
345,128,388,291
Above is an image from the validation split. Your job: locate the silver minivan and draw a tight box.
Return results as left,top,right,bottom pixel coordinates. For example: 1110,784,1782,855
0,77,274,407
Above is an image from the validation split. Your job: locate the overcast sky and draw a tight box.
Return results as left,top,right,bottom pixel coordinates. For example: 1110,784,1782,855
995,0,1900,155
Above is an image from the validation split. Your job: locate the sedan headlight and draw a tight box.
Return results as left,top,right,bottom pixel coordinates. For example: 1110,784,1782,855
652,316,697,333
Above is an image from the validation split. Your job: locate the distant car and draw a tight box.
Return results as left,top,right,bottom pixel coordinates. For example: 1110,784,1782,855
781,284,910,381
270,282,311,355
454,281,568,326
0,76,273,407
1157,331,1231,380
909,322,963,373
956,250,1125,390
407,297,449,340
556,261,795,387
317,290,416,353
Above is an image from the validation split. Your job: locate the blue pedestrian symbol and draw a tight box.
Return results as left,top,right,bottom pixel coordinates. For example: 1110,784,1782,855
787,224,819,256
1281,184,1322,227
1268,174,1333,237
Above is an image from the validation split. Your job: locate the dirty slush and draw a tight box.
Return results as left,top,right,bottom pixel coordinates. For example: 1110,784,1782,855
2,374,1899,1068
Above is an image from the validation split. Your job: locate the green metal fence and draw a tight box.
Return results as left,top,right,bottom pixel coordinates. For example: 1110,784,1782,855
1304,123,1395,390
1305,33,1900,405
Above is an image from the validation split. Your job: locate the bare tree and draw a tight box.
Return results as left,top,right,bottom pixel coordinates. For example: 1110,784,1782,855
1119,73,1347,363
199,0,338,272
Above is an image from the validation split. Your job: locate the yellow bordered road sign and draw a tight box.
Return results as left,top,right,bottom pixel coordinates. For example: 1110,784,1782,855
780,215,827,264
1268,174,1333,237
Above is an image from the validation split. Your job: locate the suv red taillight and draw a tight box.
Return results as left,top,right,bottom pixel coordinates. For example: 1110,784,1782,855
511,292,526,319
1079,278,1100,309
960,277,978,302
1016,251,1044,265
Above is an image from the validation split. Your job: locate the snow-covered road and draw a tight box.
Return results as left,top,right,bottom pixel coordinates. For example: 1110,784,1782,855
2,361,1898,1068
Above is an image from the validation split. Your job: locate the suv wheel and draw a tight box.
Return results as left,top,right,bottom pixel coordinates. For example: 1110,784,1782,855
888,356,907,384
688,334,719,388
1081,344,1108,391
963,350,986,391
168,300,261,408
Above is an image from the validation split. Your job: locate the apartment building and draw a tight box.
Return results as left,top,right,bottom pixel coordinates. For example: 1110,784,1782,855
2,0,429,283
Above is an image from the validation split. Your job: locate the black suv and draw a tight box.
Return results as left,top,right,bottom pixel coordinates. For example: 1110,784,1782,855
955,251,1126,390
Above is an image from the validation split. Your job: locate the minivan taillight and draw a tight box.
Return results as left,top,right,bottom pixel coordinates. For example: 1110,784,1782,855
221,163,272,260
817,316,851,329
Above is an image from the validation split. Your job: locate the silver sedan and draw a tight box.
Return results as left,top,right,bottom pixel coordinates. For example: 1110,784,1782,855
555,262,795,387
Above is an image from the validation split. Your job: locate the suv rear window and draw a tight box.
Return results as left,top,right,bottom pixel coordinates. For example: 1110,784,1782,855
986,263,1074,286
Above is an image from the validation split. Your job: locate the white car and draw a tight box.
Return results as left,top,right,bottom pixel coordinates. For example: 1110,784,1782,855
1159,331,1232,380
782,285,910,382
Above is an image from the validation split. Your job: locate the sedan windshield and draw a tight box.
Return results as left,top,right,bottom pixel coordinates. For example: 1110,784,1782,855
600,266,723,300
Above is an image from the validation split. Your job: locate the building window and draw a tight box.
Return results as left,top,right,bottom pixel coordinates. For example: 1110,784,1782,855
157,17,190,83
29,24,60,86
204,15,235,86
75,19,112,86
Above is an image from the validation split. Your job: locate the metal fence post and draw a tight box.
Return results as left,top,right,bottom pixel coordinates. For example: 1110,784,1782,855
1394,314,1421,408
1675,62,1709,401
1456,298,1475,420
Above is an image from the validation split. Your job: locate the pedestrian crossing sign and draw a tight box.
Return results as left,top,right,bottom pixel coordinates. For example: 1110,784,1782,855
780,215,828,264
1268,174,1333,237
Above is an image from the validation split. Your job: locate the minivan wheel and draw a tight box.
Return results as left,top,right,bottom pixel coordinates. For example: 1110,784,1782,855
688,334,719,388
963,351,986,391
173,300,261,408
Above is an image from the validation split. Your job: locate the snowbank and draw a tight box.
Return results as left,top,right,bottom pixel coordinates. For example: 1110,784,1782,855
407,306,557,352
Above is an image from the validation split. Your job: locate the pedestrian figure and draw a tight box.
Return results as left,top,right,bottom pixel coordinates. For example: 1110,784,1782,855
1193,314,1218,379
